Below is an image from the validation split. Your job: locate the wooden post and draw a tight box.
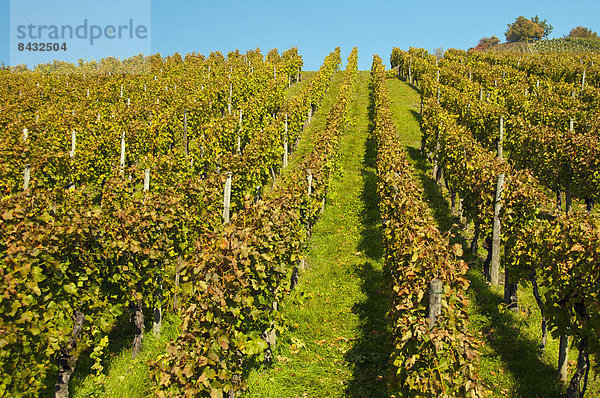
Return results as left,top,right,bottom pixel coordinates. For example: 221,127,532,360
183,110,189,156
569,117,574,133
237,109,242,154
70,130,76,159
565,119,574,215
153,275,162,338
23,165,31,191
498,116,504,159
581,70,586,91
307,169,313,196
254,185,261,203
120,84,123,98
283,114,288,168
559,335,569,384
436,68,440,103
432,131,441,179
270,166,276,187
428,278,442,329
228,83,232,115
143,168,150,191
120,132,126,174
173,255,182,310
408,57,412,84
490,173,505,286
223,173,232,224
22,128,31,191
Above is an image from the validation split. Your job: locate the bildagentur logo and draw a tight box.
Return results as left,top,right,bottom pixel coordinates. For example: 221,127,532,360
15,19,149,46
10,0,151,69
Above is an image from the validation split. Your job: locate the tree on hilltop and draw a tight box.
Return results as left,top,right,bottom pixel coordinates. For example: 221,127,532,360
569,26,599,39
474,36,500,51
505,16,549,42
531,15,553,38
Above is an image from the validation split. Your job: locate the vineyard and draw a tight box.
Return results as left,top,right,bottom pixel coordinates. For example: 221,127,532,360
1,45,600,397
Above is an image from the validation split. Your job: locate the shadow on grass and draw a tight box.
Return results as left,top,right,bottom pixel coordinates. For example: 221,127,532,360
405,146,562,397
41,308,153,397
343,79,391,398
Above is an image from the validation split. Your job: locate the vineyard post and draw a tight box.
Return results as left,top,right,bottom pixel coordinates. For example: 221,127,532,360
565,119,574,214
436,66,440,103
559,335,569,384
153,279,163,337
22,165,31,191
432,130,441,180
143,168,150,192
237,109,243,155
490,173,505,286
270,166,276,187
306,169,313,236
223,173,232,224
70,130,76,158
173,255,182,310
408,57,412,84
68,131,76,190
183,110,189,156
228,82,232,115
428,278,442,329
120,84,123,98
22,128,30,190
120,132,126,175
498,116,504,159
283,114,288,168
254,185,261,203
581,69,586,91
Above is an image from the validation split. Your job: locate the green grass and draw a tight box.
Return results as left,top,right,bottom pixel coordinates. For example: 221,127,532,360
285,71,316,100
283,71,344,175
42,312,183,398
385,75,600,397
242,71,391,398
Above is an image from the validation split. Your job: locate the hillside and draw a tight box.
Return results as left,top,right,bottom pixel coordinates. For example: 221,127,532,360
486,37,600,54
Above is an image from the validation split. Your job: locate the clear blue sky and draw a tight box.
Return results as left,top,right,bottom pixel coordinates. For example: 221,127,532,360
1,0,599,70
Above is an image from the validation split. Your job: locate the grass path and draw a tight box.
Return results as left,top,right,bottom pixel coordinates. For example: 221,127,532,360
243,71,391,397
